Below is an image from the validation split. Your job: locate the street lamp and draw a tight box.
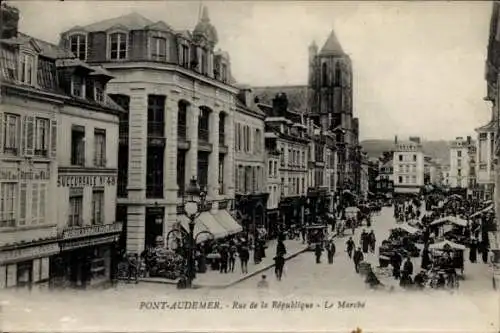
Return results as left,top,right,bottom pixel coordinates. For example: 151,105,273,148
183,177,206,288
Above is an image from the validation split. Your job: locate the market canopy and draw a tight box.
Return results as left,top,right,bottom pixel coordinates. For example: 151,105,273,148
392,223,420,234
430,215,468,227
470,204,494,218
429,239,466,251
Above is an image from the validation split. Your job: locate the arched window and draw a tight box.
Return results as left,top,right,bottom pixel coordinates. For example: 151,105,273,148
322,63,328,86
335,63,342,86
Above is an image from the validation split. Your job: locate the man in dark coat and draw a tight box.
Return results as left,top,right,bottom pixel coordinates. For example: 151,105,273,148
391,252,402,279
353,247,364,273
276,240,287,257
402,257,413,277
368,231,376,253
239,245,250,274
361,231,369,253
327,241,336,264
469,239,478,263
421,247,431,270
480,242,489,264
274,254,285,281
346,237,355,258
315,243,323,264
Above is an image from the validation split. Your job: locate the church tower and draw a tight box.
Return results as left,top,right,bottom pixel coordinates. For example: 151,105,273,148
308,29,357,191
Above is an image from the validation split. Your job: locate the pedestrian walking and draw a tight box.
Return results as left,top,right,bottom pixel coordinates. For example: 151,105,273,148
402,256,413,277
274,254,285,281
327,241,336,264
369,230,376,253
315,243,323,264
220,246,228,274
239,244,250,274
346,237,355,258
229,245,237,273
276,239,287,257
469,239,477,263
361,230,369,254
353,247,364,273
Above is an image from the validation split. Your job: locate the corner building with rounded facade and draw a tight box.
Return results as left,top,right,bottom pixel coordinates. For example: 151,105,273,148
60,9,240,254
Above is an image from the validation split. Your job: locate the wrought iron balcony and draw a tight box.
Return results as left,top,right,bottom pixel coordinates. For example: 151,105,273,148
178,124,187,141
198,128,210,142
148,121,165,138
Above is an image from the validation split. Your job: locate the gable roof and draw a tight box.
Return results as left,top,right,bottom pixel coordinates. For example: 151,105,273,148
252,85,308,113
73,12,155,32
15,32,74,59
319,29,345,56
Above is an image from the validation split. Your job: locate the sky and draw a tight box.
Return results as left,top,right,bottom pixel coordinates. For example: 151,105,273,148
10,1,494,141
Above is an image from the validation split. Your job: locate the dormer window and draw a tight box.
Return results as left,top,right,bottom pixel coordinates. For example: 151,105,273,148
151,36,167,62
69,34,87,61
109,32,127,60
71,75,85,98
94,81,105,103
179,44,189,68
19,53,36,85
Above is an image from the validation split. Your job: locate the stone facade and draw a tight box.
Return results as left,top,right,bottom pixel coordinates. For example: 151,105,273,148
60,10,240,254
449,136,473,189
392,137,425,195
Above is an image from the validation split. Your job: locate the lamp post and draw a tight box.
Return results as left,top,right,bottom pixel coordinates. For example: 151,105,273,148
183,177,206,288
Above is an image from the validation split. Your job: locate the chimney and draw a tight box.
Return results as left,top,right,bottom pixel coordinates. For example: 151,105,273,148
1,4,20,39
238,88,254,108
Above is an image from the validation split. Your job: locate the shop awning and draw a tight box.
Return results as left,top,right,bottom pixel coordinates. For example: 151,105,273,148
214,210,243,235
429,240,466,251
178,214,212,244
198,212,229,239
430,215,468,227
470,204,494,218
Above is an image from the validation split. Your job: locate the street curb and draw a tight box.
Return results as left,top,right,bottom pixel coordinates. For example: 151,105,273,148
137,246,309,289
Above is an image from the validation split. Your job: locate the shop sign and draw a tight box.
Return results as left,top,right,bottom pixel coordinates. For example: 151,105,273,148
57,175,117,187
0,243,59,265
61,222,123,240
0,168,50,181
60,235,117,251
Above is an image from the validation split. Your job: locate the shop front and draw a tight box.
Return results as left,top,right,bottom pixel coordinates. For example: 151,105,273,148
51,222,122,289
0,240,59,289
235,193,269,238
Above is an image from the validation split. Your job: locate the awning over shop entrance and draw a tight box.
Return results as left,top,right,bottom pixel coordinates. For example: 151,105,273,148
179,212,229,243
214,210,243,235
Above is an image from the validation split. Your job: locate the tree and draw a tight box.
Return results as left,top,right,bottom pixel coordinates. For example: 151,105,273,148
1,1,20,39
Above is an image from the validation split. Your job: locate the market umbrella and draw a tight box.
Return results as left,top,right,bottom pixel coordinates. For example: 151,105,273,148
470,204,494,218
430,215,468,227
429,239,466,251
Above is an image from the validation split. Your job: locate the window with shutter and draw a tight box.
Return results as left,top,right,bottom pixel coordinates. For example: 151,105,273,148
39,183,46,224
50,120,57,158
18,183,27,226
31,183,39,225
24,116,35,156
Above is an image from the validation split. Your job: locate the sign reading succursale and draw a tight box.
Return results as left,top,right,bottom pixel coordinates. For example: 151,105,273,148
57,174,117,187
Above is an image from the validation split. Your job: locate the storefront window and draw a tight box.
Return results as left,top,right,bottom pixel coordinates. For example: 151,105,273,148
16,261,33,287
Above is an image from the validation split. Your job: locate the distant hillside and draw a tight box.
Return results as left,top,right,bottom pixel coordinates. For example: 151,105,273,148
361,140,450,164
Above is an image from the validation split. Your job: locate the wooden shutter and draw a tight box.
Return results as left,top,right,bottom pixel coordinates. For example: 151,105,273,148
18,182,27,226
24,116,35,156
50,119,57,158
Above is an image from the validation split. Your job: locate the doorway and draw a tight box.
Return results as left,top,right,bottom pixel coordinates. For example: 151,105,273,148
145,207,164,248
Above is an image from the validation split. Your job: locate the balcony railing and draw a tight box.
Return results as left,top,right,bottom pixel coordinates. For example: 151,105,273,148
178,124,187,141
148,121,165,137
61,222,123,240
146,184,164,198
0,219,15,228
198,128,209,142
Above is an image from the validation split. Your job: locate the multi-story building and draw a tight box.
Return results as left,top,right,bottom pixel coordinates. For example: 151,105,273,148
442,164,451,187
264,130,281,238
475,122,495,199
484,1,500,263
376,160,394,196
393,136,424,195
258,93,310,229
0,31,122,288
449,136,473,190
60,10,242,254
308,30,359,198
233,87,268,238
306,119,336,222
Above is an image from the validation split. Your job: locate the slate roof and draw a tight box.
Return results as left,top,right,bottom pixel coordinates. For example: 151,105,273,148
252,85,308,113
319,30,345,57
18,32,74,59
73,12,155,32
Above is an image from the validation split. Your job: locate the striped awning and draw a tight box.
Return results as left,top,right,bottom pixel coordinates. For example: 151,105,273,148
214,210,243,235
